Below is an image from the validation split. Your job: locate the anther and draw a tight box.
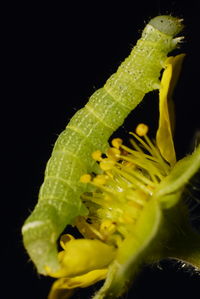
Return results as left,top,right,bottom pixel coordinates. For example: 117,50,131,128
100,220,116,235
93,175,107,185
136,123,149,136
92,150,103,161
106,147,121,160
100,160,115,171
80,174,92,183
111,138,123,149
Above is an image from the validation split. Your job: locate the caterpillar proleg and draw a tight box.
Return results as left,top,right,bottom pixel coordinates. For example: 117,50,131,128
22,15,183,274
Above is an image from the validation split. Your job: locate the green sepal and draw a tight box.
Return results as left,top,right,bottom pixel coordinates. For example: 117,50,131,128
93,198,162,299
155,144,200,209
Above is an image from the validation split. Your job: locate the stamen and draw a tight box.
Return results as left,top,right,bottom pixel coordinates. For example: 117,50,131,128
123,166,156,188
93,175,108,185
130,124,171,176
77,217,105,240
100,220,116,235
126,194,146,206
81,193,104,206
143,134,170,174
80,174,92,183
106,147,121,160
111,138,123,149
60,234,75,249
92,150,103,161
121,143,162,163
120,213,135,224
118,154,164,181
91,181,117,196
129,138,144,153
135,123,149,136
112,167,153,195
100,160,116,171
130,132,154,156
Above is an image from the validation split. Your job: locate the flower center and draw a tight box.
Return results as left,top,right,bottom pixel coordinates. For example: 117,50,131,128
78,123,172,246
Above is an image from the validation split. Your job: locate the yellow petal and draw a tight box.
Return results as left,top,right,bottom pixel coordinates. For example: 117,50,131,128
156,54,185,166
48,269,107,299
47,236,116,278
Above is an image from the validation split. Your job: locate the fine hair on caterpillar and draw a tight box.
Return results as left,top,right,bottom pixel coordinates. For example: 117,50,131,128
22,15,184,274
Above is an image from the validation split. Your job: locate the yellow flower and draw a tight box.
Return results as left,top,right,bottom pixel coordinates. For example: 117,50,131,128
48,55,200,299
47,234,116,299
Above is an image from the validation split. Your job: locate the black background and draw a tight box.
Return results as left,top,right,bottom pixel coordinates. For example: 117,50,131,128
4,1,200,298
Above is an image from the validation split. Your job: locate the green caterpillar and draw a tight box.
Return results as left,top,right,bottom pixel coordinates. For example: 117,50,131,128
22,15,183,274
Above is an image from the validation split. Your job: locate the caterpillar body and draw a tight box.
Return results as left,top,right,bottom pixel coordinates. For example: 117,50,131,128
22,16,183,274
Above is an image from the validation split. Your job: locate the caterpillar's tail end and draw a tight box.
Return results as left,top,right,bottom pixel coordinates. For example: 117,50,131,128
22,218,61,275
21,201,87,274
149,15,184,37
23,235,61,275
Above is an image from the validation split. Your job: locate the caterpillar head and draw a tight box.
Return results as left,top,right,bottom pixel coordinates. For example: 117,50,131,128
149,15,184,37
